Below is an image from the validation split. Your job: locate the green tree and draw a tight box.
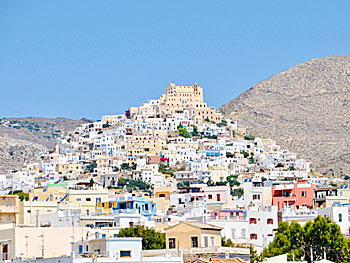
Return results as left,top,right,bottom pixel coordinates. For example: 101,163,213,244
102,122,111,128
261,217,350,262
304,216,347,262
240,151,249,158
215,181,228,186
179,127,191,138
86,162,97,172
231,188,244,196
117,178,152,192
120,163,130,170
250,244,260,263
117,225,165,250
9,190,29,201
177,180,191,188
191,125,199,137
244,135,255,140
222,237,234,247
275,163,284,168
227,175,240,187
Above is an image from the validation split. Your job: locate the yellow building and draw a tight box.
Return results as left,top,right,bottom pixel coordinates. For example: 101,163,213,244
153,187,175,199
165,222,222,249
68,184,109,215
28,184,67,202
159,83,222,123
129,83,222,124
0,195,20,225
56,163,83,178
209,165,229,183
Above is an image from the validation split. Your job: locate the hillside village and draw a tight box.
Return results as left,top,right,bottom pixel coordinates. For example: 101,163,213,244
0,83,349,262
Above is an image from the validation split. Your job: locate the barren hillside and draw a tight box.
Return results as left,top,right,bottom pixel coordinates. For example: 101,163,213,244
221,55,350,176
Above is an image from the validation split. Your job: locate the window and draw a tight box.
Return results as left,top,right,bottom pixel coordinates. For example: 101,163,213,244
339,213,343,222
86,198,91,202
120,250,131,258
204,236,208,247
211,237,214,247
217,194,221,202
241,229,246,238
169,238,176,249
267,218,274,224
302,191,307,197
253,194,261,200
208,194,212,200
96,198,101,203
191,236,198,248
129,222,134,228
78,245,83,254
76,198,81,202
86,245,89,252
250,234,257,240
231,228,236,239
250,218,257,224
114,234,118,238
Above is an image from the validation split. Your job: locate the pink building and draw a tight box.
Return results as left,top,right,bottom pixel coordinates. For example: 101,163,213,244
210,209,246,220
272,180,315,210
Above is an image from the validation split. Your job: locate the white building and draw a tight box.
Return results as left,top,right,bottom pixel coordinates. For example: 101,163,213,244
318,205,350,236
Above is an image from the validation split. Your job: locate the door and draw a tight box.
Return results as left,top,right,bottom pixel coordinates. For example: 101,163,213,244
2,244,8,260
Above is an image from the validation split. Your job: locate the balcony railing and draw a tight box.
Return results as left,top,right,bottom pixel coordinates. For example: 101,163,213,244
210,215,246,221
273,194,296,198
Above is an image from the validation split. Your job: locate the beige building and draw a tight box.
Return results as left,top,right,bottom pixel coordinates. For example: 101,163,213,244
0,195,20,225
56,163,83,178
129,83,222,124
28,184,67,202
165,222,222,249
0,223,89,260
19,201,58,225
209,165,229,183
159,83,222,124
68,184,109,215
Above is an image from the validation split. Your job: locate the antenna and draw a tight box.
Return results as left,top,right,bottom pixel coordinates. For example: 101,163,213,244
38,234,45,258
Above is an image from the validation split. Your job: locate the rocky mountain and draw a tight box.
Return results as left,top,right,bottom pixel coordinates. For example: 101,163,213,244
220,55,350,177
0,117,90,174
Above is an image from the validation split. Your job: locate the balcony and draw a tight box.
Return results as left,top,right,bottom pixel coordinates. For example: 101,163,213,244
0,207,20,214
210,215,246,221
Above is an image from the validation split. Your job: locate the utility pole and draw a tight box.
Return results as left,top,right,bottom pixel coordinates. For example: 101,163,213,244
38,234,44,258
25,236,28,259
310,245,313,263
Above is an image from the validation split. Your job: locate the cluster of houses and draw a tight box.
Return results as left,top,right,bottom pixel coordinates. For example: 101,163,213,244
0,83,348,263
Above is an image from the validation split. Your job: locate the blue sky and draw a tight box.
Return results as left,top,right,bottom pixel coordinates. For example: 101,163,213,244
1,1,349,120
